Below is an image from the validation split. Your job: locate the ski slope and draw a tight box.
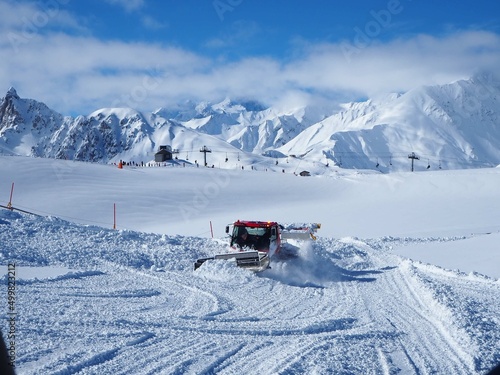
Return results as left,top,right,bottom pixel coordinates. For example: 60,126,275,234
0,156,499,374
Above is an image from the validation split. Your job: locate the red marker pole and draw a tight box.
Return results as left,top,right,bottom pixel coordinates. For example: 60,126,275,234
7,182,14,210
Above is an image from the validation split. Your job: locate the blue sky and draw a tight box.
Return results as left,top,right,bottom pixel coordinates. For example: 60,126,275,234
70,0,500,59
1,0,500,115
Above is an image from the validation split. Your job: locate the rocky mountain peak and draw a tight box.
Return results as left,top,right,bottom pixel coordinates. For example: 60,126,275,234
5,87,19,100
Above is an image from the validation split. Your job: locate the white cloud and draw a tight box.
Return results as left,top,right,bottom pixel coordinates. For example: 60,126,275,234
283,30,500,97
0,0,87,40
104,0,145,13
0,3,499,117
141,15,167,30
205,20,261,50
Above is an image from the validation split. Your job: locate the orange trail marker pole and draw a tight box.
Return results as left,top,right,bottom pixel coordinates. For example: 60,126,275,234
7,182,14,210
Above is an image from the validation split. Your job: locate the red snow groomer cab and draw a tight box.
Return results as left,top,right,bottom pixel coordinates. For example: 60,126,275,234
194,220,321,272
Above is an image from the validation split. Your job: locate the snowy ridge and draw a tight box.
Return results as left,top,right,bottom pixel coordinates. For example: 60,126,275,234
278,72,500,171
1,72,499,172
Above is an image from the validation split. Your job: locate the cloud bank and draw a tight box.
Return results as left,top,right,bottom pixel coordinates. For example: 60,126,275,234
1,0,499,115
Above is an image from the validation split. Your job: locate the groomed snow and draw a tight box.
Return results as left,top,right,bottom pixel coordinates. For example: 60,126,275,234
0,156,499,374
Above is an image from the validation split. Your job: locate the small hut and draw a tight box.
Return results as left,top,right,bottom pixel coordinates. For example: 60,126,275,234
155,145,173,162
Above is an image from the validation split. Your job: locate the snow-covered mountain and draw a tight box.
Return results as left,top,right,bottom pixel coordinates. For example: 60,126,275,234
281,72,500,171
1,72,499,172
